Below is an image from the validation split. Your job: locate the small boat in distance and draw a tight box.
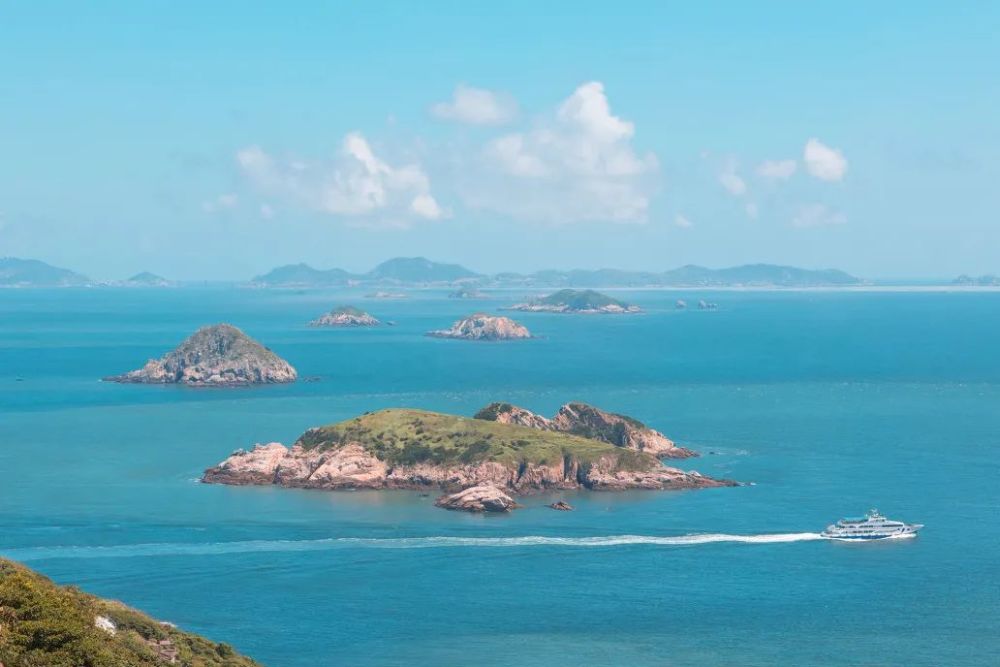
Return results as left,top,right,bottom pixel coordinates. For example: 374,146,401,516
822,509,922,541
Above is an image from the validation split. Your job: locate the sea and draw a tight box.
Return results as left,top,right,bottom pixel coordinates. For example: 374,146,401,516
1,287,998,666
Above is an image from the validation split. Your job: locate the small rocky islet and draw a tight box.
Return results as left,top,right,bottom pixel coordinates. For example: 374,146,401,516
507,288,641,314
427,313,531,341
308,305,381,327
104,323,296,386
202,403,734,513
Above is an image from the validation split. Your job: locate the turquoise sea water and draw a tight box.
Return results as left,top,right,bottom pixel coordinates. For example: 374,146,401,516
2,288,999,666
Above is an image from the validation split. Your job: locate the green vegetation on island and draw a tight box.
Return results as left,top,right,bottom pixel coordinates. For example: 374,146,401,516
509,289,640,313
537,289,630,309
296,408,652,471
0,558,260,667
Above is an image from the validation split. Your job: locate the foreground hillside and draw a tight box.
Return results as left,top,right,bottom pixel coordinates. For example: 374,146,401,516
203,408,734,510
0,558,260,667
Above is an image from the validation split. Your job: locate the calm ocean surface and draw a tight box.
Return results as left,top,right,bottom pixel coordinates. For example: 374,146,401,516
2,288,998,666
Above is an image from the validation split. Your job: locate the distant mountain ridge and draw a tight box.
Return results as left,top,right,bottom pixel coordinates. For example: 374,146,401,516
252,262,357,286
0,257,91,287
0,256,864,288
368,257,478,283
251,257,862,288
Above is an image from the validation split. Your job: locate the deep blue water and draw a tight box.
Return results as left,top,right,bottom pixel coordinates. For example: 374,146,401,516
1,288,999,666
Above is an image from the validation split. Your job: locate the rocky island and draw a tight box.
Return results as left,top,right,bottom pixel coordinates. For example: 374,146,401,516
507,289,641,314
474,401,695,458
0,558,260,666
104,323,297,386
309,305,381,327
427,314,532,341
202,407,733,512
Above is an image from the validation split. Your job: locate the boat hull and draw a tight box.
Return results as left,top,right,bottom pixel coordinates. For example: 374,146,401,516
823,532,918,541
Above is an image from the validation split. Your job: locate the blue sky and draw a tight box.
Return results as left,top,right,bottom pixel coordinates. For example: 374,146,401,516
1,2,997,280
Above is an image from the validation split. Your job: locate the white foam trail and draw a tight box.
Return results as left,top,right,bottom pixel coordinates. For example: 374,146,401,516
1,533,825,561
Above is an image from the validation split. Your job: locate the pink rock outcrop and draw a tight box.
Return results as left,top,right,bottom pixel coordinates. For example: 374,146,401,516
434,484,520,513
475,401,695,458
203,442,732,500
427,314,531,341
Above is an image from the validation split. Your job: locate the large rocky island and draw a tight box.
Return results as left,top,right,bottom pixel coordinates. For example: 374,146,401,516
105,323,297,386
507,289,641,314
427,314,531,341
0,558,260,666
202,405,733,512
308,305,381,327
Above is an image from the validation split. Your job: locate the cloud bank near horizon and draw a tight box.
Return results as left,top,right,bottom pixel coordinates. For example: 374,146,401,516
226,81,848,231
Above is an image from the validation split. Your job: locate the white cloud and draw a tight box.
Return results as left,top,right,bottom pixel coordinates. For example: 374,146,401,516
756,159,797,181
236,133,444,226
674,214,693,228
792,203,847,228
745,202,759,219
803,138,848,181
459,81,658,224
410,193,443,219
431,85,518,125
202,193,238,213
718,159,747,196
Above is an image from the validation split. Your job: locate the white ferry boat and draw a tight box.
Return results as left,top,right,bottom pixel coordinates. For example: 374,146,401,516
822,509,922,541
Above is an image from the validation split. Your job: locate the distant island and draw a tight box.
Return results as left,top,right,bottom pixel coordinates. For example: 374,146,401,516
309,305,381,327
202,405,733,512
953,274,1000,286
427,314,531,341
250,257,863,289
507,289,641,314
104,323,297,386
0,558,260,666
0,257,90,287
251,262,355,287
122,271,173,287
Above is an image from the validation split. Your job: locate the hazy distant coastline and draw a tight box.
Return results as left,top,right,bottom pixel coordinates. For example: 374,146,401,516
4,255,998,290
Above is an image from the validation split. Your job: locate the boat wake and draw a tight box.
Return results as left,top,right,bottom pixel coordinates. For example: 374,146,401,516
1,533,826,561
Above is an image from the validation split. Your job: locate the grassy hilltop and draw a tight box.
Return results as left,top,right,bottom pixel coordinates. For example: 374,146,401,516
295,408,653,471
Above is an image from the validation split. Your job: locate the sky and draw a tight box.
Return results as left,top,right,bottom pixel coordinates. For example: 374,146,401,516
1,1,998,281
